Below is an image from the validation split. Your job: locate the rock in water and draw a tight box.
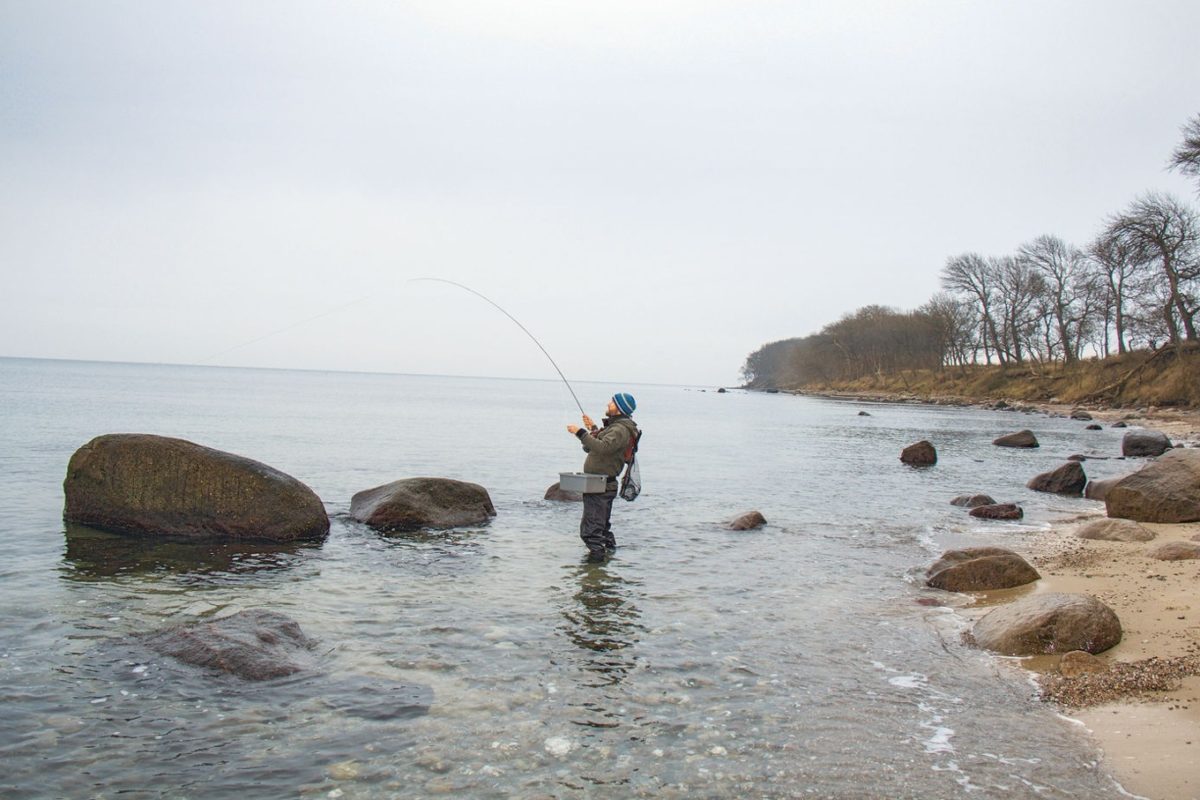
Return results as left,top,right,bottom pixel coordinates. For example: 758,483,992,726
993,430,1039,448
900,440,937,466
1147,541,1200,561
857,410,871,417
1075,519,1155,542
728,511,767,530
1106,449,1200,523
141,609,317,680
62,434,329,542
1121,430,1173,457
972,593,1122,656
1084,476,1125,501
351,477,496,532
1027,462,1087,496
950,493,996,508
1070,409,1093,421
544,482,583,502
925,547,1039,592
1085,424,1102,431
969,503,1024,520
1059,650,1107,677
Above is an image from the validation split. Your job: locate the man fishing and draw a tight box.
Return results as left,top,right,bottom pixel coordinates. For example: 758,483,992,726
566,393,639,562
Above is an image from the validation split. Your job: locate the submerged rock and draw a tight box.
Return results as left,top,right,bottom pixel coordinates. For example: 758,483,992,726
900,440,937,466
969,503,1024,520
1106,449,1200,523
141,609,317,680
972,593,1121,656
1122,430,1172,458
351,477,496,532
1075,519,1155,542
858,410,871,417
1147,541,1200,561
1085,424,1103,431
950,493,996,508
728,511,767,531
1027,462,1087,496
925,547,1039,592
1112,421,1128,429
993,430,1039,448
62,434,329,542
319,674,433,720
1059,650,1108,678
544,482,583,502
1070,409,1094,421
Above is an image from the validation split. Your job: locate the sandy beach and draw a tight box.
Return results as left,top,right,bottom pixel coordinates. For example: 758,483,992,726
958,406,1200,800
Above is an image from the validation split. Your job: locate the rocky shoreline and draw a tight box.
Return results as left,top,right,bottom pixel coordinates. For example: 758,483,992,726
886,397,1200,800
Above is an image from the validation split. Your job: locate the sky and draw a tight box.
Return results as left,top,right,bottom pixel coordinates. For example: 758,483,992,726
2,1,1198,386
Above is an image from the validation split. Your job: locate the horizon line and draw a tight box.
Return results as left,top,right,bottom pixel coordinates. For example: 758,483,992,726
0,353,733,390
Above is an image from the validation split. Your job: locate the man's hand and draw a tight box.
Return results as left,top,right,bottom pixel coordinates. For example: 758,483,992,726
582,414,595,430
567,424,581,435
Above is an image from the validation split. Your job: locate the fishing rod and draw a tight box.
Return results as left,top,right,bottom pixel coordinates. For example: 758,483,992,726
408,277,587,418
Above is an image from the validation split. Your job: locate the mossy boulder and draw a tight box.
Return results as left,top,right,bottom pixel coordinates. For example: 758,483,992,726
351,477,496,532
63,434,329,542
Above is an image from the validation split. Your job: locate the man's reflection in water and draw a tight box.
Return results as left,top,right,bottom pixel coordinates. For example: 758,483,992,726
559,561,644,689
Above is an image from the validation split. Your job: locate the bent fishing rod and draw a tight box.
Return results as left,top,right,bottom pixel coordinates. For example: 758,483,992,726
407,277,588,418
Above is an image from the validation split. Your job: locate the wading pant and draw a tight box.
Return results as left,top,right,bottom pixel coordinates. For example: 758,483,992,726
580,485,618,552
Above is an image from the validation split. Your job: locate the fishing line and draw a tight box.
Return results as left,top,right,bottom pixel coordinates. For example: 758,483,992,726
408,277,587,418
198,293,374,365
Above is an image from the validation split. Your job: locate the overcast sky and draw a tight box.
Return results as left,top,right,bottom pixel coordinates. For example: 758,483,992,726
2,1,1198,386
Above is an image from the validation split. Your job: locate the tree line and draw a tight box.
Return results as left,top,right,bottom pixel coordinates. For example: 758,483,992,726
742,114,1200,387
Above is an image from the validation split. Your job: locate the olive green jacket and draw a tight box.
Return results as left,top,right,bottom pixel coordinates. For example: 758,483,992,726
575,416,638,478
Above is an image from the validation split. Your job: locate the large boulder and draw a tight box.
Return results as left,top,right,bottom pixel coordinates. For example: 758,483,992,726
925,547,1039,592
993,430,1039,448
950,493,996,508
141,609,317,680
1084,476,1126,502
544,482,583,502
728,511,767,530
62,434,329,542
972,593,1122,656
1075,519,1155,542
1122,430,1173,458
969,503,1024,520
1027,462,1087,496
1147,541,1200,561
1105,449,1200,523
900,440,937,466
351,477,496,532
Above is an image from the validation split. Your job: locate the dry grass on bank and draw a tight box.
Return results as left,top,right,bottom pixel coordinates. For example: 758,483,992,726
790,344,1200,409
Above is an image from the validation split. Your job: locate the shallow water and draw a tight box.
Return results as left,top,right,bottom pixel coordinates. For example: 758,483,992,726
0,357,1141,798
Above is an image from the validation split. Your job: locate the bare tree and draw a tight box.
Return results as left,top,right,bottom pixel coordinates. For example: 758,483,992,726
941,253,1004,364
1169,113,1200,195
1017,234,1094,362
1089,229,1148,355
921,292,979,367
994,255,1044,364
1106,193,1200,345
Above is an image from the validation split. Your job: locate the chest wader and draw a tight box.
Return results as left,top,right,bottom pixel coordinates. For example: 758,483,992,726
580,478,619,557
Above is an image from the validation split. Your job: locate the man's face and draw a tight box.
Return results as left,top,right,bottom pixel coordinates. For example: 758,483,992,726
607,400,620,416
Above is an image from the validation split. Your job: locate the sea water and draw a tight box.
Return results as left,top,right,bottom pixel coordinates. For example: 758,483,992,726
0,357,1136,798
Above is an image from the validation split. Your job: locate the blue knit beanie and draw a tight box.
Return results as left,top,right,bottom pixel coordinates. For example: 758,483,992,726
613,392,636,416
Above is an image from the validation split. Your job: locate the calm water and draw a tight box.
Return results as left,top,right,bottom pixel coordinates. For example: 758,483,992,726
0,357,1140,799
